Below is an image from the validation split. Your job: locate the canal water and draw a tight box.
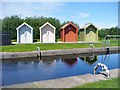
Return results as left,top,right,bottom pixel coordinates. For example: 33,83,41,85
2,53,119,86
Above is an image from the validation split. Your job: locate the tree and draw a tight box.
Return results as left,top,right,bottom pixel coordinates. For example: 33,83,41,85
2,15,24,39
24,16,61,39
98,27,120,39
2,15,61,39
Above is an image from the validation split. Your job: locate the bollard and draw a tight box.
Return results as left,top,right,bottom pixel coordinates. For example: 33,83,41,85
36,47,41,57
106,47,109,54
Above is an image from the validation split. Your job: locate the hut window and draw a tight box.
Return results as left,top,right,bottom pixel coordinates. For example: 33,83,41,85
68,26,71,30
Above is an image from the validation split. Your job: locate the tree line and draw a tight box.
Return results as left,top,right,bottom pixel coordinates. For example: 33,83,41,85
1,15,119,40
98,27,120,39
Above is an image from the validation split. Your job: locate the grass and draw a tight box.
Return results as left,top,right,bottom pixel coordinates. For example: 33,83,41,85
69,77,120,88
1,40,119,52
1,43,101,52
11,39,17,42
12,39,40,42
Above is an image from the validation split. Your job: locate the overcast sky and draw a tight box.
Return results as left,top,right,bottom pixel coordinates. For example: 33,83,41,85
1,1,119,29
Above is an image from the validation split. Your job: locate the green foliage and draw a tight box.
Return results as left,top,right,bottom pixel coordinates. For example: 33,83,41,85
2,15,61,39
1,43,102,52
2,15,24,39
98,27,120,39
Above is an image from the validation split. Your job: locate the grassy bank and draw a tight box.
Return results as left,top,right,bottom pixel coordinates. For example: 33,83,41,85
70,77,119,88
1,43,100,52
1,40,119,52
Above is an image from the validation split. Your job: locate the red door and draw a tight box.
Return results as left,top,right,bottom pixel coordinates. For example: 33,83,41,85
65,25,77,42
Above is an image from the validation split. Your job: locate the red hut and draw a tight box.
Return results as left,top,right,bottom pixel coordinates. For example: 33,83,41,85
60,22,78,42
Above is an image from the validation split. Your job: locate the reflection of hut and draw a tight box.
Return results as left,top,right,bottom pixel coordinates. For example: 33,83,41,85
40,60,56,65
62,58,78,66
80,56,97,65
2,60,18,64
80,23,98,42
39,57,56,65
60,22,78,42
0,32,11,46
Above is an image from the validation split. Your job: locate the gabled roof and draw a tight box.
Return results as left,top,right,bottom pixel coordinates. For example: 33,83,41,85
39,22,56,30
16,22,33,30
61,22,78,29
81,23,97,29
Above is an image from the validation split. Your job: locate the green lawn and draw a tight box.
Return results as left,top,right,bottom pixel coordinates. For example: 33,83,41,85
69,77,119,89
1,43,100,52
1,40,119,52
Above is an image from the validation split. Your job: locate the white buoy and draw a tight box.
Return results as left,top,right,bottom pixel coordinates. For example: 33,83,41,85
89,44,94,48
89,44,94,53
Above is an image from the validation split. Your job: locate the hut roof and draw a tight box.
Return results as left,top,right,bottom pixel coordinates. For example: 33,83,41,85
61,22,78,29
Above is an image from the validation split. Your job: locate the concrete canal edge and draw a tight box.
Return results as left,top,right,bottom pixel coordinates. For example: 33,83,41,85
1,46,120,59
2,68,120,88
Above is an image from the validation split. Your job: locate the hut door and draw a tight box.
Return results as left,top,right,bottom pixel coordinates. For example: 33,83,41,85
65,26,76,42
46,31,50,42
41,25,54,43
24,31,27,42
22,31,27,43
20,30,25,43
42,31,49,43
46,31,54,43
20,30,28,43
86,30,96,42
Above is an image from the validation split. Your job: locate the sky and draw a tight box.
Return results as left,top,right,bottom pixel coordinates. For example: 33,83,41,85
1,2,118,29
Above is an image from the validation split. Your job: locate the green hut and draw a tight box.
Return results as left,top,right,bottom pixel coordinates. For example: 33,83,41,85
79,23,98,42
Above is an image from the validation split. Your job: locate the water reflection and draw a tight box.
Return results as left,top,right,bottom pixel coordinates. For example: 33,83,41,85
39,59,56,65
102,53,110,62
61,58,78,67
2,53,99,66
2,53,119,86
80,56,97,65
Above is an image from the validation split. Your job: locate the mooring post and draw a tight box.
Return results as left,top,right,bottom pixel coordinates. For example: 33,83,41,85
36,47,41,57
106,47,109,54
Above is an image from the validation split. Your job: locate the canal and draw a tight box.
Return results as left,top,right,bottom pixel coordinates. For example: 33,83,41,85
2,53,119,86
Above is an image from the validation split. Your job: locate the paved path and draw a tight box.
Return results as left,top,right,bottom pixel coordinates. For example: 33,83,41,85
2,68,120,88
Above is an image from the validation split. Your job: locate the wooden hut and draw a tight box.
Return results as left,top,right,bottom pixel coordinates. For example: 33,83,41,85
60,22,78,42
39,22,56,43
79,23,98,42
16,22,33,43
